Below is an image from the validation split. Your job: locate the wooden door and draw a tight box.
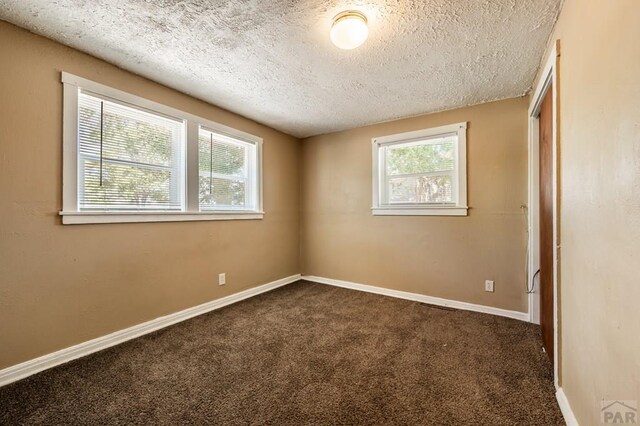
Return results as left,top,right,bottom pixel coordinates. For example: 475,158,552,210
539,85,554,365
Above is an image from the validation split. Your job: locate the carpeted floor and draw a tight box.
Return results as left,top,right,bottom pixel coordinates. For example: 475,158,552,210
0,280,564,425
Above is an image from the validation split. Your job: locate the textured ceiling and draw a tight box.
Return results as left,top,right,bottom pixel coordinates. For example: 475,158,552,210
0,0,560,137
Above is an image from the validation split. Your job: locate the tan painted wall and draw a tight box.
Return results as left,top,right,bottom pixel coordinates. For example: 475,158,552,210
0,21,300,369
301,97,530,313
535,1,640,423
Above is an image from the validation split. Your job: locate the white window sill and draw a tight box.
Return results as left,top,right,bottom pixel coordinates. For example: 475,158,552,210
59,211,265,225
372,206,468,217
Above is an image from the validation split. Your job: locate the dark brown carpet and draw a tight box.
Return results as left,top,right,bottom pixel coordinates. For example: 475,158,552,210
0,280,563,425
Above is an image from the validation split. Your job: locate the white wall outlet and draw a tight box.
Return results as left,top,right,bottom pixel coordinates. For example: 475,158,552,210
218,273,226,286
485,280,494,292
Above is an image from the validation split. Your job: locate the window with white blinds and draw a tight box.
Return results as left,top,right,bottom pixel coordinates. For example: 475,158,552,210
78,91,185,211
372,123,468,216
61,72,263,224
198,128,257,211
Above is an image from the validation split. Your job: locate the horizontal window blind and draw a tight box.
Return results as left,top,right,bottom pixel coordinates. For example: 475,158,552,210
198,128,255,210
78,91,184,210
383,135,456,204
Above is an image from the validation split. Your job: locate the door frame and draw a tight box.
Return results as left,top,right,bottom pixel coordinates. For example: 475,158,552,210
527,40,560,389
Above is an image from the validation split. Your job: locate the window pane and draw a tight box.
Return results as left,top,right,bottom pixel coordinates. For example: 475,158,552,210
386,138,455,175
198,134,246,177
199,128,254,210
199,176,246,208
81,159,177,209
388,175,453,204
78,91,184,210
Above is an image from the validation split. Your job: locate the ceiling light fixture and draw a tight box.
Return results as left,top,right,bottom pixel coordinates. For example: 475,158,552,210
330,10,368,50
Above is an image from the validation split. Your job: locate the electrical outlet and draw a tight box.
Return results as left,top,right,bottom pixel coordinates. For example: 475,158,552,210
485,280,494,292
218,273,226,286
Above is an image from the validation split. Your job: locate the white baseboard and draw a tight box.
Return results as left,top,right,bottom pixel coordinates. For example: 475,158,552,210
0,274,301,387
556,387,579,425
302,275,529,322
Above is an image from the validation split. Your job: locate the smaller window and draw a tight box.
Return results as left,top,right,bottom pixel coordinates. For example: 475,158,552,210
372,122,468,216
198,128,258,211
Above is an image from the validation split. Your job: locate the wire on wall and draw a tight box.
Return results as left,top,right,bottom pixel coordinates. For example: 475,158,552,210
521,204,537,294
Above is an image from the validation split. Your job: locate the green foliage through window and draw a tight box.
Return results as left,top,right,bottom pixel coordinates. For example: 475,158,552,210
198,130,249,209
384,137,456,204
78,91,183,210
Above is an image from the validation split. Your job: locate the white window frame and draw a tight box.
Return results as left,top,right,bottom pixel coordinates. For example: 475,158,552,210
372,122,468,216
61,72,263,224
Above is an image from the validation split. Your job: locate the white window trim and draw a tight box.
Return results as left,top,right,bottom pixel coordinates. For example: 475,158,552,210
60,72,263,224
371,122,468,217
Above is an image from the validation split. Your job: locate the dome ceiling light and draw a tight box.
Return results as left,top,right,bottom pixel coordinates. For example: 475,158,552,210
330,10,369,50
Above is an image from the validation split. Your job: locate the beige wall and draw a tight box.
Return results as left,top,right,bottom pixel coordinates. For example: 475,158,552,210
301,97,530,313
0,21,300,369
536,0,640,423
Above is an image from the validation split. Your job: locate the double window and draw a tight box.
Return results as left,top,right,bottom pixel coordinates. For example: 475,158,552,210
372,123,468,216
61,73,262,224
